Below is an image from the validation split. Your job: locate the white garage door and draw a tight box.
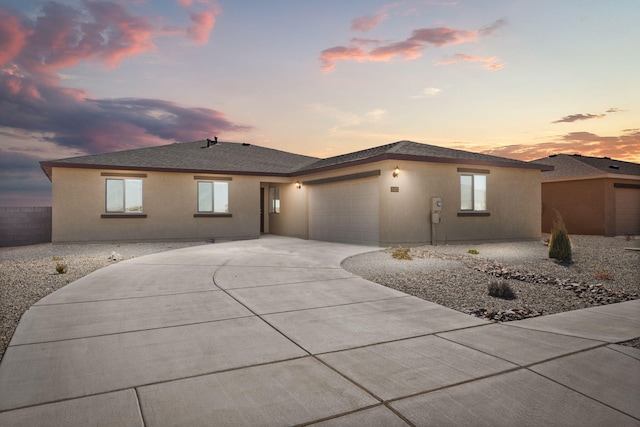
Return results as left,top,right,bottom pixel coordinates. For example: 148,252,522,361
615,187,640,235
309,178,379,245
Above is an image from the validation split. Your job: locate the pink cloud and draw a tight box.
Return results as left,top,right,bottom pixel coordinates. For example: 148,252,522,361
351,13,388,32
186,7,220,44
351,3,403,32
0,9,30,67
437,53,504,70
320,18,506,71
369,41,423,61
320,46,368,71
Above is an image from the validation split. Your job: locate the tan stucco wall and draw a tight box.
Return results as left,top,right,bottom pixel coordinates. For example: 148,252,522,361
273,160,542,246
377,160,542,245
267,181,309,239
51,167,263,242
51,160,543,245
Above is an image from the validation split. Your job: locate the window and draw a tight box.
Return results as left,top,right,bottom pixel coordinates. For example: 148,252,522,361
198,181,229,213
269,186,280,213
106,179,143,213
460,174,486,211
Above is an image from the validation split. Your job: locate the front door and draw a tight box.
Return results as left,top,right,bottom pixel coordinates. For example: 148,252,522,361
260,188,265,233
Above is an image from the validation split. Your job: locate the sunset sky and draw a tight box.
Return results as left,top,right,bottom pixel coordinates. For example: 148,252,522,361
1,0,638,206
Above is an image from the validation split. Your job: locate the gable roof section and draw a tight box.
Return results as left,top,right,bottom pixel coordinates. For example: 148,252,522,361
296,140,552,173
41,139,552,181
532,154,640,180
40,140,319,180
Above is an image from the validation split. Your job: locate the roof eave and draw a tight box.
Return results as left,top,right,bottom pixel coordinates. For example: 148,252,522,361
39,161,295,177
293,153,553,176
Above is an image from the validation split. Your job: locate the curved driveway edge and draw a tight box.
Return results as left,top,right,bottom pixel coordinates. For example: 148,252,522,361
0,236,638,426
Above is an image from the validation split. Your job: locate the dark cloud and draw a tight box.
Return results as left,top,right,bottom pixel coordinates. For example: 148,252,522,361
0,72,252,154
552,113,604,123
552,108,623,123
0,150,52,205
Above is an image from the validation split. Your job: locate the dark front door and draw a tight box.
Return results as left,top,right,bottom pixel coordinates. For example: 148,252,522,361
260,188,265,233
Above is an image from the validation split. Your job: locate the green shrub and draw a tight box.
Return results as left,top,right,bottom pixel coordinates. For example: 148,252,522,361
391,247,413,260
488,280,516,299
468,249,479,255
549,212,572,262
55,262,68,274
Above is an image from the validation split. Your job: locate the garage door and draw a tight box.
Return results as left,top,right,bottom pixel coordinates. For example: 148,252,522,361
309,177,379,245
615,187,640,235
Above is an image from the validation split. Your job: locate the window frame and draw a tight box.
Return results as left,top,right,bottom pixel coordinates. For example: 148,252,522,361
197,180,229,214
269,186,280,214
105,178,143,214
459,173,487,212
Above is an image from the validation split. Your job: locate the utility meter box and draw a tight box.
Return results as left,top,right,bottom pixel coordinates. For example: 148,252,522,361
431,197,442,224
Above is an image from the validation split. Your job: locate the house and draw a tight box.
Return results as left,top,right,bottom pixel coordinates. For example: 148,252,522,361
40,140,552,246
533,154,640,236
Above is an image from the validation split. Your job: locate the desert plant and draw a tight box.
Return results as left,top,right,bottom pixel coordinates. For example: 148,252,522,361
391,247,413,260
548,211,572,262
55,262,68,274
488,280,516,299
468,249,479,255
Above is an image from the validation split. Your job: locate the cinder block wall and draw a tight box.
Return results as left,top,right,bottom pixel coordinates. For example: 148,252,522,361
0,207,52,247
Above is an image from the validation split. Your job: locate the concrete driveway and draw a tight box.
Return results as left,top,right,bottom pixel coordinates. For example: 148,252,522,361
0,236,638,426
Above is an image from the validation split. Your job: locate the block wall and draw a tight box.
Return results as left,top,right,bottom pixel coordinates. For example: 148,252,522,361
0,207,52,247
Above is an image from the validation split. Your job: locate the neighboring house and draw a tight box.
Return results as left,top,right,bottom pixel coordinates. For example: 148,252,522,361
533,154,640,236
40,140,552,246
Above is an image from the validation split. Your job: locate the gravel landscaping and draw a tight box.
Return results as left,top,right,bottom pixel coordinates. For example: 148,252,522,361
343,235,639,330
1,236,638,361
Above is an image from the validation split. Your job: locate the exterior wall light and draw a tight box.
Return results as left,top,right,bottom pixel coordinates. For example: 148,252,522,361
295,181,302,189
393,166,400,178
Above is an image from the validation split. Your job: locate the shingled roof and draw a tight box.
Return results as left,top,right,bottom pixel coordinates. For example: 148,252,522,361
41,139,552,181
532,154,640,179
297,140,551,173
40,140,319,180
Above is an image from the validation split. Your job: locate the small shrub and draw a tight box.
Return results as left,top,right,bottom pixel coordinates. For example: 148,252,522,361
55,262,68,274
468,249,479,255
548,211,572,262
594,268,613,280
52,256,63,261
488,280,516,299
391,247,413,260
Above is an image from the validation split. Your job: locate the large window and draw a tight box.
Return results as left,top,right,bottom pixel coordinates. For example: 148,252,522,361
460,174,487,211
269,187,280,214
198,181,229,213
106,179,143,213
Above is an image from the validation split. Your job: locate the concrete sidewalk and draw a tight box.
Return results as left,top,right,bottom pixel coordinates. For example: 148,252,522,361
0,236,638,426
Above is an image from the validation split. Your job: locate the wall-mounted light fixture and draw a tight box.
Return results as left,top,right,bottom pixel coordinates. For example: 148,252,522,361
295,181,302,189
392,166,400,178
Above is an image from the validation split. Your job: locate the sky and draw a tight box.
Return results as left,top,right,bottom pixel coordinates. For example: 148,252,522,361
1,0,638,206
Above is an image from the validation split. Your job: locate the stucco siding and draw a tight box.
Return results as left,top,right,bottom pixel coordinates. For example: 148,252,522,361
541,179,606,235
51,168,261,242
379,161,541,245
